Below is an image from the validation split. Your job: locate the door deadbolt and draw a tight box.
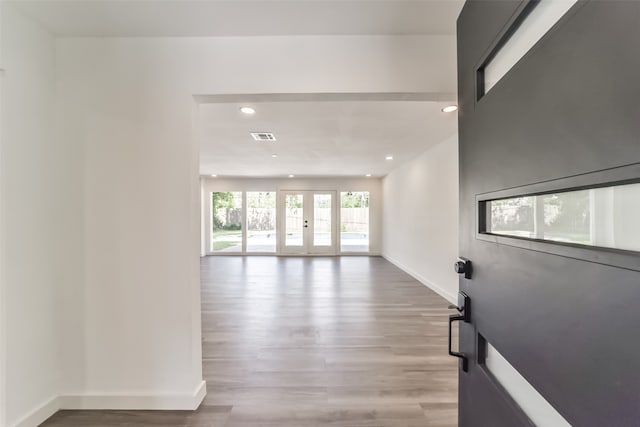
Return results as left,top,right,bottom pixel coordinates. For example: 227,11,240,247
454,257,472,279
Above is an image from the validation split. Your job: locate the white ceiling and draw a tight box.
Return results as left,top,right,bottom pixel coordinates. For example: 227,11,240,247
11,0,462,178
198,99,457,177
13,0,464,37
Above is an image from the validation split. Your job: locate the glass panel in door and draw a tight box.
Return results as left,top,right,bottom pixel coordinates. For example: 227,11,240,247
313,194,332,247
284,193,304,247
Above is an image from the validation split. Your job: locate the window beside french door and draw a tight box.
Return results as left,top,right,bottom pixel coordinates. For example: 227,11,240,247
211,191,243,253
246,192,277,253
340,191,370,253
211,191,277,254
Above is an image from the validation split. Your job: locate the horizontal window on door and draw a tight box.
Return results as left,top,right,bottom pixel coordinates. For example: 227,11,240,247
480,181,640,253
478,0,578,98
477,335,570,427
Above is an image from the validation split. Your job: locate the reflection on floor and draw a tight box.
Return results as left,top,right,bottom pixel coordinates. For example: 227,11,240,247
42,256,458,426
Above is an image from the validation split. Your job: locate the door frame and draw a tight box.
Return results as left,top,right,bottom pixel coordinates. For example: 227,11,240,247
278,190,337,256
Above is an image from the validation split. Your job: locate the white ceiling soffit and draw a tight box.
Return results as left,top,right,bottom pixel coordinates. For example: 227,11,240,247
12,0,465,37
195,92,455,104
198,95,458,177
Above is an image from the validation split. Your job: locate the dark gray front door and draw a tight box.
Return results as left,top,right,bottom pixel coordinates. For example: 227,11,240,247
456,1,640,425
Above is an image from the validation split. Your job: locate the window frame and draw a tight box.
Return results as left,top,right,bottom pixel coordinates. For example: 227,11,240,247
339,191,371,254
476,162,640,272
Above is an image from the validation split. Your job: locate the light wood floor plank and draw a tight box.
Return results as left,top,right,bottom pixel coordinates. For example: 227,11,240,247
41,256,458,426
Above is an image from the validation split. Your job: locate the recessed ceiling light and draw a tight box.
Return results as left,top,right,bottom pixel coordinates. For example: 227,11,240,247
210,174,217,177
365,174,372,177
442,105,458,113
288,174,295,178
271,154,278,158
239,106,256,115
385,156,393,160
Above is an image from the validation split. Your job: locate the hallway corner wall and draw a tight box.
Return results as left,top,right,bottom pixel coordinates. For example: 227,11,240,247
382,134,459,303
0,4,84,426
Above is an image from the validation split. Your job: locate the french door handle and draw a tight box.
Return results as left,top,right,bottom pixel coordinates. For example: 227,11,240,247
448,291,471,372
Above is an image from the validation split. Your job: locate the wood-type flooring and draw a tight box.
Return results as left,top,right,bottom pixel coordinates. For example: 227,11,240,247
42,256,458,426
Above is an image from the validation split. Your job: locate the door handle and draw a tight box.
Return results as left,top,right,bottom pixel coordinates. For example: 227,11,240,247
454,257,472,279
448,291,471,372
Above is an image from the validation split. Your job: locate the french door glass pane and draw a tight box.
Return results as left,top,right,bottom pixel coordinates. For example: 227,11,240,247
340,192,370,252
314,194,332,246
247,192,276,253
211,191,243,252
285,194,304,246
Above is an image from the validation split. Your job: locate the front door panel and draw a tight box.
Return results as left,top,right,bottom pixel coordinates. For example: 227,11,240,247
457,1,640,425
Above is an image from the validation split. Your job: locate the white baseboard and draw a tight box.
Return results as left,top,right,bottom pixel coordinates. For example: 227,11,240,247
12,395,61,427
382,253,458,304
12,381,207,427
191,380,207,409
62,381,207,411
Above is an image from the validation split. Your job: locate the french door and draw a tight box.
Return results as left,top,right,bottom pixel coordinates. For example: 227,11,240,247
456,1,640,426
279,191,337,255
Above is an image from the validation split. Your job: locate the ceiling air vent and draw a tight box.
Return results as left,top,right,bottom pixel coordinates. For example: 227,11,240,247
250,132,276,142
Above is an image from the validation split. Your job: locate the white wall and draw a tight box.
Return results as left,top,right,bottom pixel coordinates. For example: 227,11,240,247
382,135,459,303
201,176,382,255
55,47,204,407
1,6,5,423
0,4,83,426
54,33,454,414
0,4,457,420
